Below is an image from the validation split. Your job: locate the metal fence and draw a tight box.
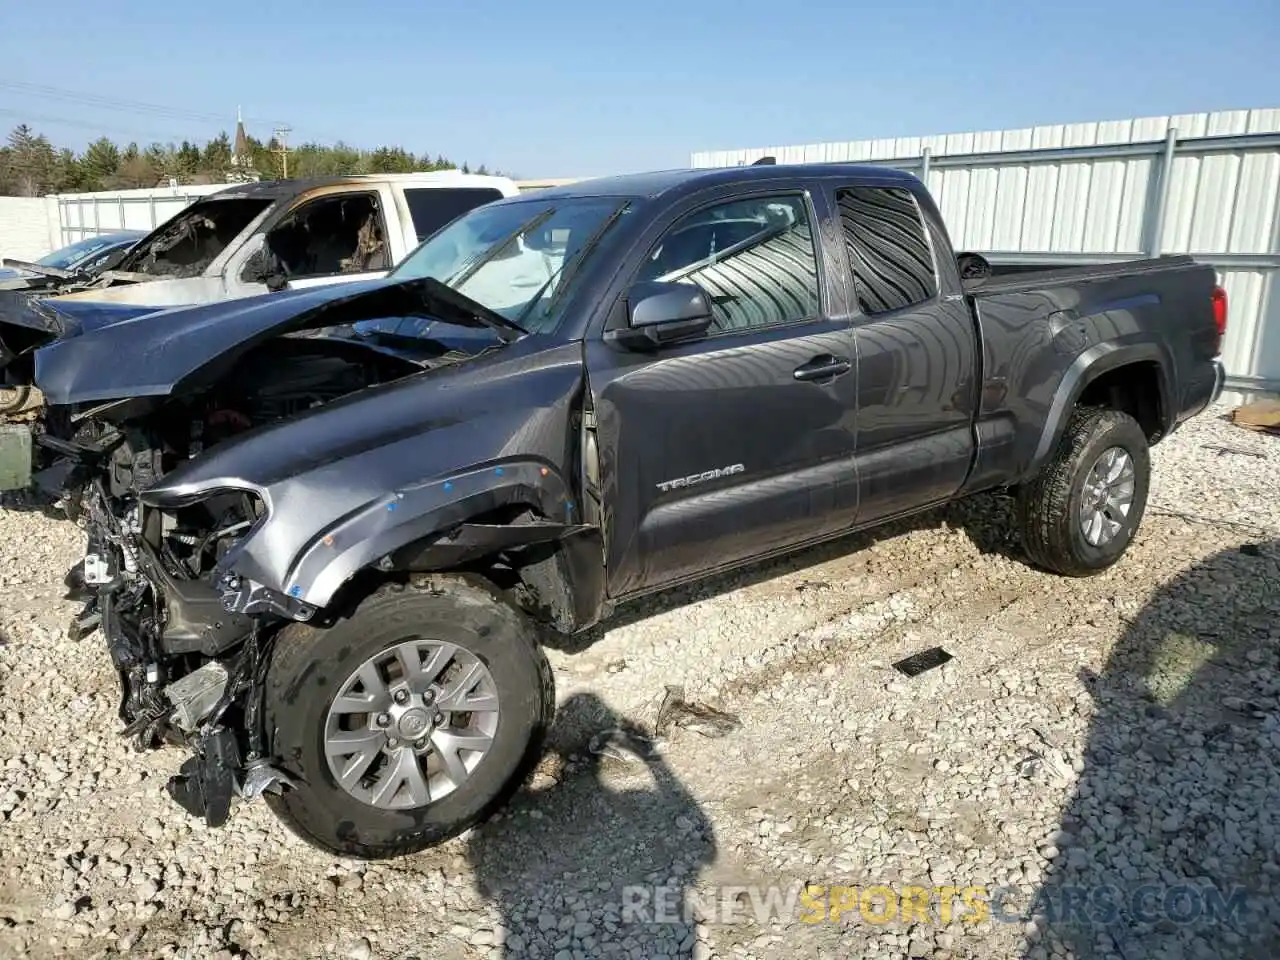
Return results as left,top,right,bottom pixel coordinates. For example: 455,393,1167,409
53,183,229,245
694,110,1280,396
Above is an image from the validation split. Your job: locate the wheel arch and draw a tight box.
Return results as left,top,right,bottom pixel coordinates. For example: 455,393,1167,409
1022,340,1172,482
285,462,605,633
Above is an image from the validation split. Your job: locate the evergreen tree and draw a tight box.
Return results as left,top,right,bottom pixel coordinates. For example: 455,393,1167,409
0,124,499,196
201,132,232,180
176,140,202,180
4,124,57,195
52,149,88,192
81,137,121,190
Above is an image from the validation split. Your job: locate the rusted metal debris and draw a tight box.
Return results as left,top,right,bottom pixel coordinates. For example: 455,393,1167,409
655,685,742,738
1230,400,1280,436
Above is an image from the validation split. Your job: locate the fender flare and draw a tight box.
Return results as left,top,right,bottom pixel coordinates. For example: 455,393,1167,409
1023,338,1173,480
282,460,585,608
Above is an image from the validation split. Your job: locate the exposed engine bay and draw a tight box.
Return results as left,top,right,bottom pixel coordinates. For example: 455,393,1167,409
45,334,448,825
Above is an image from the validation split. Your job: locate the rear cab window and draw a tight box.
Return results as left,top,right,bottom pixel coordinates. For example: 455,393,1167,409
835,186,938,315
404,187,505,242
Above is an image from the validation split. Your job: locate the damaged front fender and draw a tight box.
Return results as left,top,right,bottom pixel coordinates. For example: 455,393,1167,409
276,459,584,608
135,337,601,623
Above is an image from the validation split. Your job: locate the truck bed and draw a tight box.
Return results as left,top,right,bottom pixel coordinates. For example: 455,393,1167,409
962,254,1202,297
956,251,1222,491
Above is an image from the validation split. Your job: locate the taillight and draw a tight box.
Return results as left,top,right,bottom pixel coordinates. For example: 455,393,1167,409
1212,285,1228,344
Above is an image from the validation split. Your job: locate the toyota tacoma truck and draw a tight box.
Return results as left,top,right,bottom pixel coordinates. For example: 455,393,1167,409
4,163,1226,859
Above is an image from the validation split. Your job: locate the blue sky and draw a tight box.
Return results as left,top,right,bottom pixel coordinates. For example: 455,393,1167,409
1,0,1277,178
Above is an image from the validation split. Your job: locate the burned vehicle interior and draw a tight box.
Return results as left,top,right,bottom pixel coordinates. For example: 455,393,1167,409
53,190,391,288
0,189,401,401
113,197,272,279
254,193,390,281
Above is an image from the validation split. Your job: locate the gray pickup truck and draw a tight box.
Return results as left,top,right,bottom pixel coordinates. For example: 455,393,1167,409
11,163,1225,859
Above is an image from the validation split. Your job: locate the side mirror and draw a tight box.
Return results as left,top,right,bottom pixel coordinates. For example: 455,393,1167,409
606,280,714,350
242,248,288,292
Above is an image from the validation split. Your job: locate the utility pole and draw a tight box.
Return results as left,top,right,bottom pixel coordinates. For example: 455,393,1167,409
272,125,292,178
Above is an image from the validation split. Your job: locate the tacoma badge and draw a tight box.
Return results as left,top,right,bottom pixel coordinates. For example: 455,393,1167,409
656,463,745,492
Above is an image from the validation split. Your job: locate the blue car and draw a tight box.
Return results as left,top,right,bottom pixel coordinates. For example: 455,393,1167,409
0,231,147,286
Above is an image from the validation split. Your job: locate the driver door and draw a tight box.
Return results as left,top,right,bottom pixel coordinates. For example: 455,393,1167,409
586,186,859,599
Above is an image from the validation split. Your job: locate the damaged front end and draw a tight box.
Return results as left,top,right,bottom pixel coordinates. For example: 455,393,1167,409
57,434,305,826
26,276,534,829
1,294,168,497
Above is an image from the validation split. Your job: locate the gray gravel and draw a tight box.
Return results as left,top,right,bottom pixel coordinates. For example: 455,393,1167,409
1,401,1277,959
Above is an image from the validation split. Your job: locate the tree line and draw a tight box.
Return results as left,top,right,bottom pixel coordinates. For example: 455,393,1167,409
0,125,500,197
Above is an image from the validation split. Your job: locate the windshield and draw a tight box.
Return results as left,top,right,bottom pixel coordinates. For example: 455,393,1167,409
386,196,629,335
115,197,271,278
38,235,124,270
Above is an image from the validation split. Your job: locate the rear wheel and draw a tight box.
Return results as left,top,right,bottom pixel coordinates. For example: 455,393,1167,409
1017,408,1151,576
263,575,553,859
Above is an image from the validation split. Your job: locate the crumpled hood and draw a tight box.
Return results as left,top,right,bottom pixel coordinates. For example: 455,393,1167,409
0,289,165,339
0,290,72,338
34,277,501,406
38,298,167,337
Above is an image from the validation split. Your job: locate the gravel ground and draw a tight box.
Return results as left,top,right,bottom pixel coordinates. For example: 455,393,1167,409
1,402,1278,960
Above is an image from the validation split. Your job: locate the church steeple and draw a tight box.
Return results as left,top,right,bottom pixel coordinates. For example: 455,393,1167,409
227,106,260,182
233,106,250,161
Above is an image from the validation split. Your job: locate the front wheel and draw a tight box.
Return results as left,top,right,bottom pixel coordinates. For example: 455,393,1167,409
263,575,554,859
1017,408,1151,577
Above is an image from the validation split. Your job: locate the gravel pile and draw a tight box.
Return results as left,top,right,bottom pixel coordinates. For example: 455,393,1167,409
1,401,1277,960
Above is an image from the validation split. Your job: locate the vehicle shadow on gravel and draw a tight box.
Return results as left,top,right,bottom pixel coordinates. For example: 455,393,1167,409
1026,540,1280,959
466,691,715,958
547,493,1020,655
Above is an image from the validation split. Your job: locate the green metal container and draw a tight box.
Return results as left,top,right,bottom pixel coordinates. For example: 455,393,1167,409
0,424,33,491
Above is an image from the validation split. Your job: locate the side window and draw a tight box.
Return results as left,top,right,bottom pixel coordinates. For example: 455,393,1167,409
636,195,819,333
405,187,504,241
252,193,388,280
836,186,938,315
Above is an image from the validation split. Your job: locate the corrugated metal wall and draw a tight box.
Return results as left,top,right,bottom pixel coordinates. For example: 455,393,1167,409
692,109,1280,396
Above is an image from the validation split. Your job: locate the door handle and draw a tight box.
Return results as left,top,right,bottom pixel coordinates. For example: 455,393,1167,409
793,355,852,382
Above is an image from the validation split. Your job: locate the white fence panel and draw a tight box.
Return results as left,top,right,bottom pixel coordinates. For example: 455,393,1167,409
0,197,58,262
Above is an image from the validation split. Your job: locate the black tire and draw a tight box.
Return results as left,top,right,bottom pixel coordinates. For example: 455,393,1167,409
262,575,554,859
1017,408,1151,577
